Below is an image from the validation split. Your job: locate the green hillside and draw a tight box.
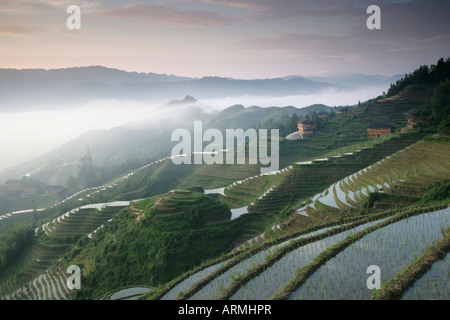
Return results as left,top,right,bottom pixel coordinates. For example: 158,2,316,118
65,191,252,299
0,203,127,299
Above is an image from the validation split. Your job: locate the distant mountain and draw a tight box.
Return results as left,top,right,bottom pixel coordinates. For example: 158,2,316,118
0,66,192,111
0,66,403,112
306,73,404,89
0,66,342,111
166,95,198,106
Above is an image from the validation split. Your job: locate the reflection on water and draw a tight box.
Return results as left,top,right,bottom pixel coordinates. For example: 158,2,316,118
290,208,450,300
109,287,152,300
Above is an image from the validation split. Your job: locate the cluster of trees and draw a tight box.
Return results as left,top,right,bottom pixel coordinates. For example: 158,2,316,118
0,223,34,274
430,79,450,135
386,57,450,135
67,148,149,192
0,194,10,216
256,113,300,136
387,57,450,97
421,181,450,203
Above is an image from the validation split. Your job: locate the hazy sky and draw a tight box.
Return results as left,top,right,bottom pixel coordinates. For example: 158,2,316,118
1,0,450,79
1,0,450,173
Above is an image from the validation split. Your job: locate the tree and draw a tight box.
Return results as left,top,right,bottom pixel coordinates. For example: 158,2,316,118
78,148,96,187
66,175,78,191
0,195,10,215
329,110,336,119
438,116,450,136
281,113,299,136
309,111,323,129
431,79,450,124
0,223,34,273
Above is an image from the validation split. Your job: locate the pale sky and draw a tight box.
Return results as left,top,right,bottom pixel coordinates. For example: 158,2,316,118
1,0,450,172
1,0,450,79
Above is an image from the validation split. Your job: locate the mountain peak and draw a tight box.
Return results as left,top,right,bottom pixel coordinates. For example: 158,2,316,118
166,95,198,106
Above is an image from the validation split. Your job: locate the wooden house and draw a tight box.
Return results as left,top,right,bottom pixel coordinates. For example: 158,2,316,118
4,179,23,191
404,109,422,128
297,119,317,135
367,123,394,139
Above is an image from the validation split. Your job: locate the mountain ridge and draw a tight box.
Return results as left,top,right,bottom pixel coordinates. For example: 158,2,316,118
0,66,398,111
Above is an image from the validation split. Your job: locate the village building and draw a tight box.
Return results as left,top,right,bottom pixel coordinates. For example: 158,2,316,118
3,178,47,196
4,179,24,191
22,187,38,196
334,106,347,116
297,119,317,135
45,185,65,195
317,111,328,119
45,185,69,199
404,109,422,129
367,123,394,139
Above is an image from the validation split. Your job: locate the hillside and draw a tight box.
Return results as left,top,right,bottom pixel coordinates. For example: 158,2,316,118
0,102,330,187
61,191,251,299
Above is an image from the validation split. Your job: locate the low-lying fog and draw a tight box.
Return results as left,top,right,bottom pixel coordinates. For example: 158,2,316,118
0,85,386,173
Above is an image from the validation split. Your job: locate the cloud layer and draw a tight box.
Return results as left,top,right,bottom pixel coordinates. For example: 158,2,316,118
99,3,235,27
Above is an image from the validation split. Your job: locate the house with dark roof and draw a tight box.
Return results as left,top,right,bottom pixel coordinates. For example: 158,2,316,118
23,187,38,196
4,179,24,191
367,123,394,139
334,106,348,116
45,185,69,199
45,185,65,195
297,119,317,135
404,109,422,128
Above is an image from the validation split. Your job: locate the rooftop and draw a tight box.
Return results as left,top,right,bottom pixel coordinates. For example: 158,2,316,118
367,123,394,130
404,109,422,117
298,119,315,125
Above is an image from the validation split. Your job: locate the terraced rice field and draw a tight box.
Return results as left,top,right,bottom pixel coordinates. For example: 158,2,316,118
296,140,450,217
193,135,443,255
216,134,426,249
1,201,130,300
1,263,74,300
289,207,450,300
403,255,450,300
250,134,422,216
143,137,450,301
104,287,153,300
3,133,449,300
146,204,449,301
0,155,184,299
191,219,383,300
0,209,46,231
